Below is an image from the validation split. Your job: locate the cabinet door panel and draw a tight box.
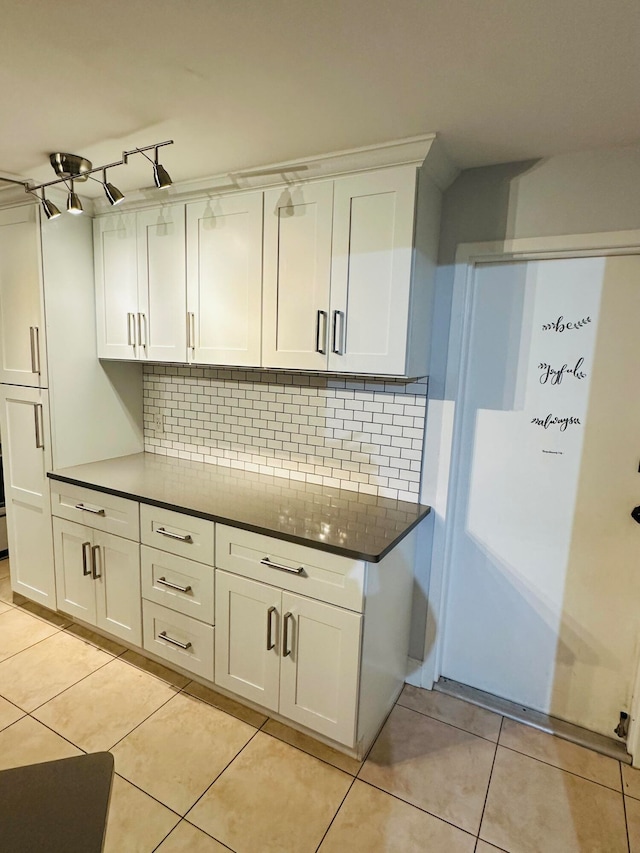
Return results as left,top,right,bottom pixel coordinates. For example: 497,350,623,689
137,205,187,362
94,213,138,359
329,166,417,375
0,385,54,607
262,182,333,370
187,194,262,366
214,571,280,710
279,593,361,746
53,518,96,622
94,531,141,646
0,204,47,387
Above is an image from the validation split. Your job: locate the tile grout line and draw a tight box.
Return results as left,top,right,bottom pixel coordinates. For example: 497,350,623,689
497,742,625,795
475,715,503,846
396,697,502,745
313,775,357,852
180,726,264,821
621,761,632,853
354,777,478,842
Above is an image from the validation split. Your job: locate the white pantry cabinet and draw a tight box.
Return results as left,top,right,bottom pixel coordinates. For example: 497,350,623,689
215,570,361,745
0,205,47,387
262,164,438,376
0,384,54,607
95,205,187,362
53,516,141,646
186,193,263,367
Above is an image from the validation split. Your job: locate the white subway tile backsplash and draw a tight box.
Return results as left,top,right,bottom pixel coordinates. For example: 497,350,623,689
143,366,428,502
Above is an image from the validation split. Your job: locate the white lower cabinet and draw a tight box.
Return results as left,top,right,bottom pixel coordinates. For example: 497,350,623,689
52,517,141,646
0,384,55,608
215,570,361,746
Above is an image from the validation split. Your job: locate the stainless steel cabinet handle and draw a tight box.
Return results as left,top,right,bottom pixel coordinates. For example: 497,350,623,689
260,557,305,575
33,404,44,449
157,576,192,594
158,631,192,650
187,312,195,350
74,503,106,516
138,313,147,348
29,326,41,374
91,545,101,580
266,605,276,650
81,542,92,577
155,527,193,543
315,310,328,355
127,312,136,346
331,310,345,355
282,612,293,657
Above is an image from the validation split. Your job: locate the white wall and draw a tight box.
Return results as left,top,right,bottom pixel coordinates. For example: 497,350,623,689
420,142,640,678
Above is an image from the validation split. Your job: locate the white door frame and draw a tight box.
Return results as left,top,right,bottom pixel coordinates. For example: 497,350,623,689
419,228,640,762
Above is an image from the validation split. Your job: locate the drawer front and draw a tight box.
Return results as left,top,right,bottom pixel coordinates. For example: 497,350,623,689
141,545,214,624
215,524,365,611
50,481,139,541
140,504,214,565
142,599,214,681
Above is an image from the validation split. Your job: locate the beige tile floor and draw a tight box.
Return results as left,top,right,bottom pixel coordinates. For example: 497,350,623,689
0,557,638,852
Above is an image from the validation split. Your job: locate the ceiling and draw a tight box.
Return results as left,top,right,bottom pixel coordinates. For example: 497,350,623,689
2,0,639,196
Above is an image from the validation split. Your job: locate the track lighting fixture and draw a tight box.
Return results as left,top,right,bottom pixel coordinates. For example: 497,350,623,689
0,140,174,218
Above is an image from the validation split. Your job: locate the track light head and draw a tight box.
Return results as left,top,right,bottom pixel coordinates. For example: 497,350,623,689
152,162,172,189
41,196,61,220
104,182,125,205
66,181,83,215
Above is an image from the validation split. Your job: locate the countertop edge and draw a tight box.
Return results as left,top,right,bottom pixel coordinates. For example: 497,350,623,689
47,471,431,563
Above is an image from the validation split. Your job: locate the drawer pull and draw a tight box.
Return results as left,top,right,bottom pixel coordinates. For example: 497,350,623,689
75,503,106,516
81,541,92,577
260,557,305,576
158,630,192,650
283,611,293,657
266,605,276,650
157,576,192,594
156,527,193,544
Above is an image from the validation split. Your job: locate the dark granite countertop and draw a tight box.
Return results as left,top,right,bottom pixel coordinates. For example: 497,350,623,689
48,453,430,562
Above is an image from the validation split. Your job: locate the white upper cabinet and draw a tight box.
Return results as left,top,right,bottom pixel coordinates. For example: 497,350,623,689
94,212,138,359
95,205,187,362
328,166,418,375
262,164,434,377
0,205,48,387
186,193,263,366
137,205,187,362
262,182,333,371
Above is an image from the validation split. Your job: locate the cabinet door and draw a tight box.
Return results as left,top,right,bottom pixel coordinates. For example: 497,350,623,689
94,213,139,359
0,385,55,607
94,530,141,646
262,182,333,370
137,205,187,362
279,592,361,746
0,204,47,387
328,166,417,375
214,571,280,711
53,518,96,623
186,193,262,366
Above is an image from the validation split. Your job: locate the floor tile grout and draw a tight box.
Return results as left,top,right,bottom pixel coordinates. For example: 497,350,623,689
621,761,632,853
475,714,503,845
313,774,357,852
396,696,502,744
496,741,626,794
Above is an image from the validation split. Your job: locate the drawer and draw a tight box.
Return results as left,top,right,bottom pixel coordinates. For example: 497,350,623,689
50,481,139,541
142,599,214,681
141,545,214,625
140,504,214,565
215,524,365,611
